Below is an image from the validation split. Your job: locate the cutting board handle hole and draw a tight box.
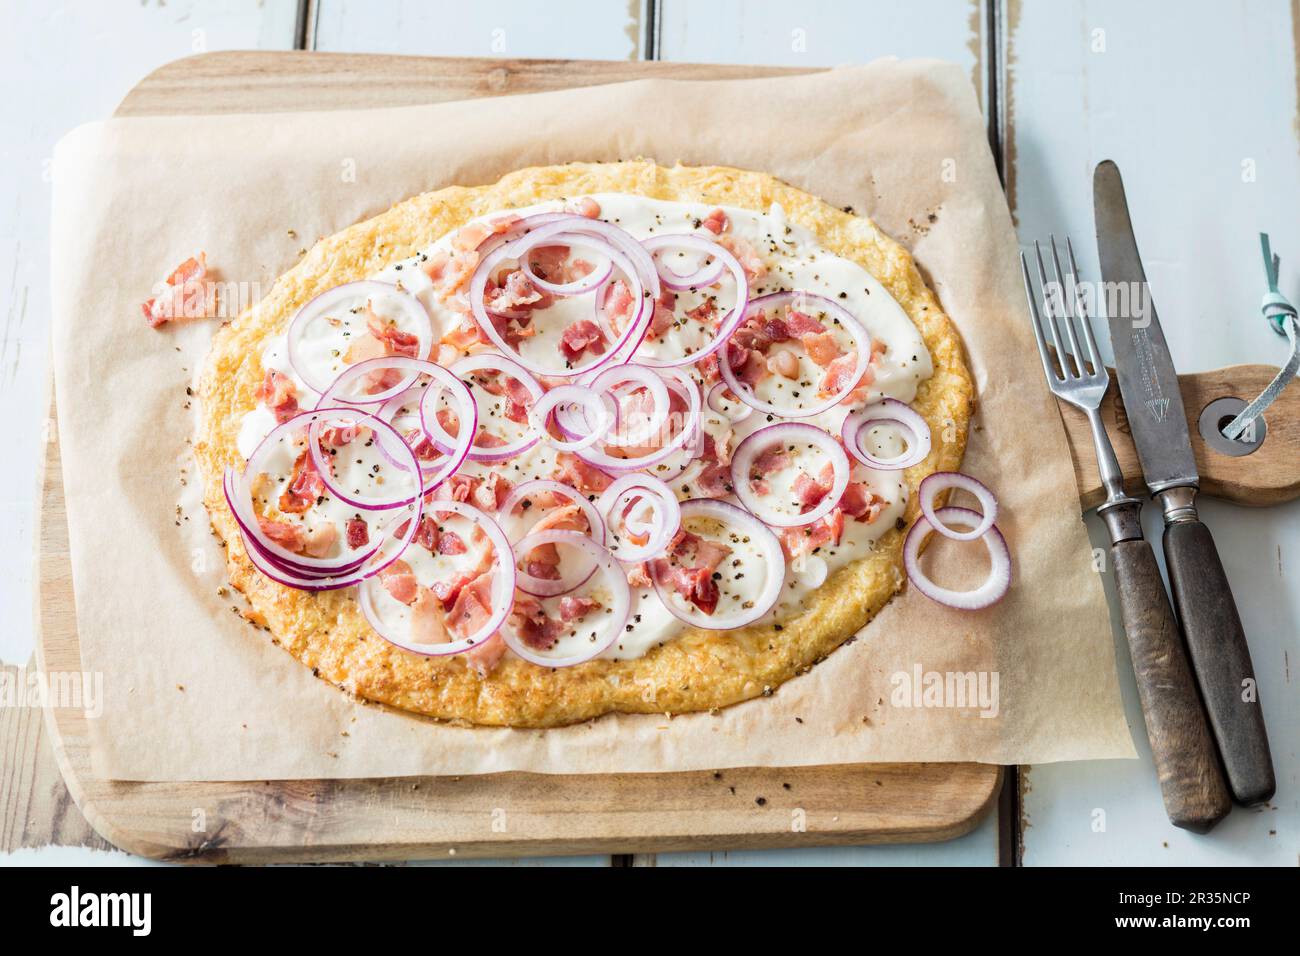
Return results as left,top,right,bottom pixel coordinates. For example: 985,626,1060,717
1199,397,1267,457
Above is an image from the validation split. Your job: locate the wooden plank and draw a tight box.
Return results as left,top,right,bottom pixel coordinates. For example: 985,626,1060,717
112,50,813,118
26,50,1000,863
657,0,989,113
313,0,648,60
1001,0,1300,865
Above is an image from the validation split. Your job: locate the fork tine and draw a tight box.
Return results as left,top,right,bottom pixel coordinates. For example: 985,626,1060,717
1065,237,1105,378
1021,252,1060,382
1049,236,1087,378
1033,241,1072,378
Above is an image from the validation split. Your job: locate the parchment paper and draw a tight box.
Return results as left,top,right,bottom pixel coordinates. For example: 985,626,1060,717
50,59,1136,780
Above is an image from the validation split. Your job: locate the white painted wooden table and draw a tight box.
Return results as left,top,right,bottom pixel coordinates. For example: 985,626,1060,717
1,0,1295,867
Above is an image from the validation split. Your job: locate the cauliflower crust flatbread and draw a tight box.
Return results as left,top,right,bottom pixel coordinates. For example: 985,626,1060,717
195,161,974,728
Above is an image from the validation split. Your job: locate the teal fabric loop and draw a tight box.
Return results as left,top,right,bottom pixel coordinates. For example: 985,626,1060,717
1222,233,1300,440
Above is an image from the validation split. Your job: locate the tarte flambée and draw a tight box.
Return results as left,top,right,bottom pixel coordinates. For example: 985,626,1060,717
194,161,975,727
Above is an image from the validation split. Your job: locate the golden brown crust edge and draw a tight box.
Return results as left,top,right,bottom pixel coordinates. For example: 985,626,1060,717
195,161,974,728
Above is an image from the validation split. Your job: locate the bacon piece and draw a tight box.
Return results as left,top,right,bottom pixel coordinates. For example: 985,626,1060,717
802,332,844,367
408,515,439,552
256,369,300,424
841,339,888,406
701,207,729,235
695,463,732,498
424,248,479,299
736,349,769,387
257,515,306,554
430,571,475,609
753,446,791,474
626,563,653,588
716,233,766,281
445,572,495,637
409,587,451,645
485,269,547,313
781,508,846,559
436,530,468,555
441,317,489,351
379,560,419,605
365,303,420,358
601,279,635,330
570,197,602,219
531,503,591,534
278,451,325,514
559,595,601,621
785,310,826,336
468,471,512,513
345,517,369,549
502,375,534,424
839,482,887,523
560,319,609,362
343,331,387,367
466,633,507,676
510,594,563,650
553,452,613,494
647,289,677,339
143,252,210,328
793,471,830,509
820,350,863,397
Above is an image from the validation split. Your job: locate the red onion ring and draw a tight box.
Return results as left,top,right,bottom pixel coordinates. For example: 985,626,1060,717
650,498,786,630
359,500,516,654
516,232,615,296
918,472,998,542
573,366,702,473
718,291,871,418
497,479,607,545
903,506,1011,610
306,407,425,512
222,466,421,590
500,531,631,667
287,281,432,395
447,353,545,462
596,474,681,563
468,220,656,379
730,422,850,528
635,235,749,370
641,233,727,290
706,381,754,424
841,398,932,470
530,385,615,452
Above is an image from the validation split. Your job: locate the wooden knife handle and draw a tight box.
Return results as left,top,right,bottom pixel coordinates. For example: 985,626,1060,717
1063,364,1300,509
1109,523,1232,831
1162,518,1276,805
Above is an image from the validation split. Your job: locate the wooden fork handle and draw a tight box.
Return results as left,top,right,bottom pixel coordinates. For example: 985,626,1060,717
1062,364,1300,509
1103,502,1232,831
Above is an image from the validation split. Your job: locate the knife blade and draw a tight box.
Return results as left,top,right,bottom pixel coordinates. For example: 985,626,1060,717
1093,160,1197,493
1093,159,1275,806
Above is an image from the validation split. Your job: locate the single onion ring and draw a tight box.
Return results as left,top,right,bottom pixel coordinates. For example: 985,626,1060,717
530,385,615,452
500,531,631,667
706,381,754,424
718,291,871,418
596,474,682,564
918,472,998,542
903,506,1011,610
447,352,545,462
729,422,850,528
497,479,607,545
641,233,727,290
649,498,786,631
635,235,749,370
359,499,517,655
841,398,932,470
288,281,432,396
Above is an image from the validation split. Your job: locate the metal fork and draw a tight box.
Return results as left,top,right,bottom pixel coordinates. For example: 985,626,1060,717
1021,237,1231,832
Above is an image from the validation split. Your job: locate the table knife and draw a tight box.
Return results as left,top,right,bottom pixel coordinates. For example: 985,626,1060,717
1094,160,1276,805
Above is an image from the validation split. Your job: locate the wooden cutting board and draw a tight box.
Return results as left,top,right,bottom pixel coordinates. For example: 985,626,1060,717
36,51,1297,863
